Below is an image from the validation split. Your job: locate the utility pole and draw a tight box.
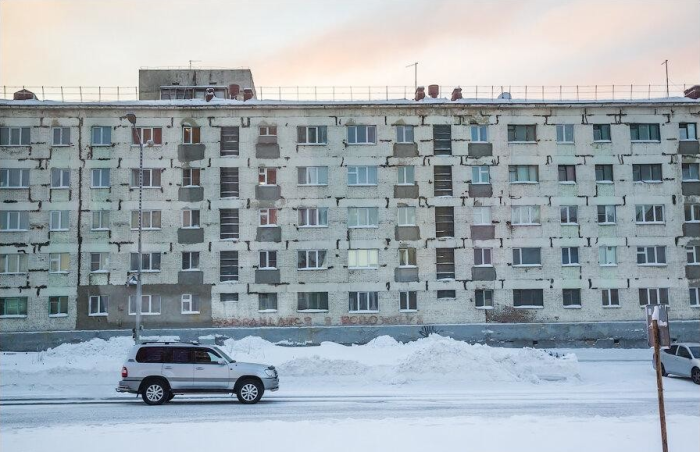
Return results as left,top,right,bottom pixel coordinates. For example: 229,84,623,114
406,62,418,91
651,306,669,452
124,113,143,343
661,60,669,97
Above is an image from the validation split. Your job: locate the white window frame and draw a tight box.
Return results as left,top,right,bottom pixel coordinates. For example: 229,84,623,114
601,289,620,307
556,124,574,143
0,254,27,274
593,124,612,142
639,288,669,306
130,252,162,272
181,294,200,314
349,291,379,313
347,125,377,145
128,294,162,315
89,295,109,316
49,253,70,273
258,208,278,227
630,124,661,142
132,127,162,146
348,249,379,269
298,207,328,228
259,250,277,270
298,166,328,186
298,126,327,145
130,168,161,188
682,163,700,182
511,205,540,225
398,248,417,268
687,246,700,265
635,205,665,224
680,123,697,141
509,165,538,183
470,125,488,143
399,291,417,312
51,168,70,189
475,289,494,309
560,205,578,225
52,127,71,146
473,207,491,225
690,287,700,307
0,211,28,231
48,296,69,317
91,210,110,231
685,204,700,223
632,164,662,183
181,126,200,145
347,166,378,186
472,166,490,184
396,125,414,144
599,246,617,266
512,247,542,267
397,206,416,226
474,248,493,267
131,210,161,230
348,207,379,228
91,168,110,188
0,126,30,146
182,251,200,271
91,126,111,146
181,209,201,229
258,167,277,186
182,168,200,187
561,247,580,266
90,252,109,273
397,166,415,185
595,164,614,183
0,168,30,189
637,246,667,266
259,125,277,137
297,250,327,270
597,205,617,225
49,210,69,231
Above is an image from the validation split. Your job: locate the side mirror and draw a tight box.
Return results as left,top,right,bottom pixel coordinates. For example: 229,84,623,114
217,359,227,365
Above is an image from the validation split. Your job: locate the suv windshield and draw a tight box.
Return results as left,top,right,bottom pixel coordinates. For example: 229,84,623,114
212,346,233,363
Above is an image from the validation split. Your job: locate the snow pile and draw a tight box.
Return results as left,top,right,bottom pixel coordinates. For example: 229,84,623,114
278,356,371,377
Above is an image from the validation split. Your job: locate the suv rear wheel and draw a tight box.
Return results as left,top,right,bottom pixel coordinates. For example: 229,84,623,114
141,379,169,405
236,379,263,404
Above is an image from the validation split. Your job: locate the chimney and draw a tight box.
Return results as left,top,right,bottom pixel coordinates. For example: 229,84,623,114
205,88,215,102
229,84,240,99
243,88,254,101
13,89,37,101
428,84,439,98
684,85,700,100
414,86,425,101
451,87,463,101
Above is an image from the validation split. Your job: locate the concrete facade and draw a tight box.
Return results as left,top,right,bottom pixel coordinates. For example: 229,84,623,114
1,98,700,334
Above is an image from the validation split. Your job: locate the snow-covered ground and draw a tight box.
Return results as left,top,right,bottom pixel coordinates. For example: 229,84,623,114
1,335,698,452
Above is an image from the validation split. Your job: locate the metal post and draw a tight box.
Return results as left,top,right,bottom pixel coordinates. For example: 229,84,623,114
662,60,669,97
80,86,83,102
61,86,64,102
117,86,120,101
385,86,388,101
125,114,143,343
652,312,669,452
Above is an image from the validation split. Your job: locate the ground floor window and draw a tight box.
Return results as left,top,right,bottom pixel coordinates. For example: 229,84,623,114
181,294,200,314
475,289,494,308
258,293,278,312
129,295,161,315
48,296,68,317
0,297,28,317
349,292,378,313
399,291,417,311
89,296,108,316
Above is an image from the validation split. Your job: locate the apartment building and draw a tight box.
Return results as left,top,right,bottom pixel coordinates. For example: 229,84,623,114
1,88,700,333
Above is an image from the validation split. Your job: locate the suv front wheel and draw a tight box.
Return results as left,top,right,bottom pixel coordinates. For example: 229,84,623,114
141,379,169,405
236,379,263,404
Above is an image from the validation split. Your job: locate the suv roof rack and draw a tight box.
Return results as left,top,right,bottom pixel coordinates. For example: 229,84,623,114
139,340,200,345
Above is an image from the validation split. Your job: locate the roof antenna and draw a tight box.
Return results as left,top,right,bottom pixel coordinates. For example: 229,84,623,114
661,60,669,97
406,62,418,91
189,60,201,70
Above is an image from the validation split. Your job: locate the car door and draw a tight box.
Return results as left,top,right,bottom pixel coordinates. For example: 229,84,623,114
193,348,230,390
661,345,678,374
162,347,194,390
134,346,167,381
676,346,694,377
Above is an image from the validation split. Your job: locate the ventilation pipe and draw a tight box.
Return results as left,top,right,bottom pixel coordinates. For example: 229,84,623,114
243,88,254,101
229,84,240,99
414,86,425,101
205,88,215,102
684,85,700,99
451,87,463,101
13,89,37,100
428,84,439,98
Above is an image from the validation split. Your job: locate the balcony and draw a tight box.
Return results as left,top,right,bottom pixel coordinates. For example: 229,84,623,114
471,225,495,240
393,143,418,157
256,226,281,242
679,141,699,155
394,267,419,282
472,267,496,281
468,142,493,157
177,228,204,244
469,184,493,198
177,144,205,162
394,184,419,199
255,269,281,284
395,225,420,241
178,186,204,202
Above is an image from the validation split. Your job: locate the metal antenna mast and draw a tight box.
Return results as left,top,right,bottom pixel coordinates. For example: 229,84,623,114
406,62,418,90
661,60,669,97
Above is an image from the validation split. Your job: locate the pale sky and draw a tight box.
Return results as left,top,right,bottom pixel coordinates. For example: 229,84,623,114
1,0,699,90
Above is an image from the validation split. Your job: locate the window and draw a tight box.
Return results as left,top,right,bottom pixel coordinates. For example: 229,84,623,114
635,205,664,224
639,288,669,306
398,248,416,267
182,126,200,144
513,289,544,307
259,208,278,226
348,249,379,269
220,127,240,156
220,209,239,239
397,166,415,185
0,254,27,274
91,211,109,231
0,127,30,146
0,211,29,231
436,248,455,280
682,163,700,181
347,125,376,145
49,253,69,273
49,296,68,317
258,293,278,311
509,165,538,183
348,166,378,186
131,210,161,230
182,168,200,187
556,124,574,143
437,290,456,299
400,291,417,311
471,125,488,142
511,206,540,225
632,164,662,183
349,292,379,312
558,165,576,183
220,251,239,282
0,297,28,317
181,209,200,229
220,167,239,198
513,248,541,266
595,165,614,183
473,207,491,226
52,127,70,146
685,204,700,223
130,252,161,272
259,125,277,137
348,207,378,228
508,125,536,142
630,124,660,141
221,293,239,303
687,246,700,265
49,210,69,231
637,246,666,265
132,127,162,145
129,295,162,315
597,205,616,224
396,125,414,143
181,294,200,314
258,167,277,185
397,206,416,226
298,292,329,311
475,289,494,308
602,289,620,307
435,206,455,237
89,295,108,316
298,166,328,186
91,126,111,146
90,252,109,272
259,251,277,269
680,123,697,141
182,251,200,271
562,289,581,307
434,166,453,196
298,207,328,227
561,247,579,266
474,248,492,267
131,169,161,188
91,169,110,188
297,126,327,145
593,124,611,142
433,125,452,154
560,206,578,224
51,168,70,189
599,246,617,266
690,288,700,307
472,166,490,185
298,250,326,270
0,168,29,188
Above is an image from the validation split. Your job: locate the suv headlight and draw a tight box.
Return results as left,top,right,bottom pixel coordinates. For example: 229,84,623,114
264,369,276,377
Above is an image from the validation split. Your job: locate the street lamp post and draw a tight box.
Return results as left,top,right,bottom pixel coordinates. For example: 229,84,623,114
125,113,143,343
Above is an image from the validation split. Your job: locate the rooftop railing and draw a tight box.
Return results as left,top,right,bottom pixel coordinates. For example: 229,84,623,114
1,84,693,102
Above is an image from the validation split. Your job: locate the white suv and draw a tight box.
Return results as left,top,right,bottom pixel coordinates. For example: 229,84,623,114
116,341,279,405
